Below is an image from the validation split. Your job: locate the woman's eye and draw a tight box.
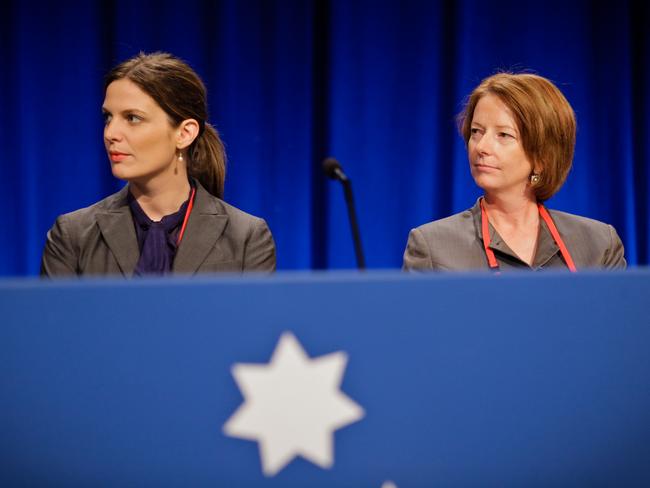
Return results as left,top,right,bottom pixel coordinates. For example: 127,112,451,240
470,128,481,135
498,132,513,139
126,114,142,123
102,113,112,124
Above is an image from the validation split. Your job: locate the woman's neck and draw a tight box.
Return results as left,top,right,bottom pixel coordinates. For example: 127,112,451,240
129,170,192,222
482,191,538,231
483,190,540,266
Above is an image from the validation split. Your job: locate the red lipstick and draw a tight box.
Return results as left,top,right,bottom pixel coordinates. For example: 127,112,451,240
109,152,129,162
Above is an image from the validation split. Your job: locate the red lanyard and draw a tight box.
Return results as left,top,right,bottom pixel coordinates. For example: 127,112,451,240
480,198,577,272
176,187,196,246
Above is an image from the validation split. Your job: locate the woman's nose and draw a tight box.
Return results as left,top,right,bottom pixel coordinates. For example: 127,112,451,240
475,132,492,155
104,120,122,142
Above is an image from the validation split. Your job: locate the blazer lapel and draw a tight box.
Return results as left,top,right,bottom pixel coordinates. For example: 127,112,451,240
534,218,561,268
96,187,139,277
173,184,228,274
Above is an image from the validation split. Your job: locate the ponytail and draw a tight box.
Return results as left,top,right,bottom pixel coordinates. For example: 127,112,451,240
188,123,227,199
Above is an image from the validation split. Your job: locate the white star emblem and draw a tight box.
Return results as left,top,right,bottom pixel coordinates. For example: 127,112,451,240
223,332,365,476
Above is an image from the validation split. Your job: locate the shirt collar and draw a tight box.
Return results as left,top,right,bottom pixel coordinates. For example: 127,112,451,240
470,198,561,268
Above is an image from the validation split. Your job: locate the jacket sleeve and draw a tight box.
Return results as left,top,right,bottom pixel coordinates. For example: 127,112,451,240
402,227,434,271
603,224,626,269
243,218,276,272
40,214,78,277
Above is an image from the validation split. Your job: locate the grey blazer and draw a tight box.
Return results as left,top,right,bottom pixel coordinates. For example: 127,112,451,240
41,182,276,277
403,200,626,271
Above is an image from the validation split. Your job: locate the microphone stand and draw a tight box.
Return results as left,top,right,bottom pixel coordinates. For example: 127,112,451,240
341,178,365,270
323,158,366,270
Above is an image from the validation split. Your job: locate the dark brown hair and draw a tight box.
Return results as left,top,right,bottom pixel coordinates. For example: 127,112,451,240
458,72,576,201
105,52,226,198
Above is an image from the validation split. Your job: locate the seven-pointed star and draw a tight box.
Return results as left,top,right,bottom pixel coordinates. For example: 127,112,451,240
222,331,365,476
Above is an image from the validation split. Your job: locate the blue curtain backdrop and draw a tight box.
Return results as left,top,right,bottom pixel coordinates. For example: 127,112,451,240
1,0,648,275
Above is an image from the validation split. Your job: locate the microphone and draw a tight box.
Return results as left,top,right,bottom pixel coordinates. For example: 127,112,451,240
323,157,349,182
322,157,366,270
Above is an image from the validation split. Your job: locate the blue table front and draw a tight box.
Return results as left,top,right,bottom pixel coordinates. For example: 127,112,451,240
1,271,649,486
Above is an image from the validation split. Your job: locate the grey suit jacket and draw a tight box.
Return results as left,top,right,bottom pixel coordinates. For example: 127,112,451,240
403,200,626,271
41,183,276,277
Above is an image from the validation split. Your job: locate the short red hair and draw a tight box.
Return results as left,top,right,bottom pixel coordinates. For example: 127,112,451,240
458,73,576,201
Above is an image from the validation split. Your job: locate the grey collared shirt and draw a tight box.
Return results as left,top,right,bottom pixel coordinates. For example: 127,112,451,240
478,208,562,271
403,199,626,272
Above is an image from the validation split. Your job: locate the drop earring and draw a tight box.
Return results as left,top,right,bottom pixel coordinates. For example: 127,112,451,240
175,152,183,175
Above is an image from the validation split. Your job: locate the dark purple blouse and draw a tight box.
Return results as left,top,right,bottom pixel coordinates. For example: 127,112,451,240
128,191,191,276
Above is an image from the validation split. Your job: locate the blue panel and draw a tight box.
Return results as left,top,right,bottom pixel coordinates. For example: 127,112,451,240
1,271,649,485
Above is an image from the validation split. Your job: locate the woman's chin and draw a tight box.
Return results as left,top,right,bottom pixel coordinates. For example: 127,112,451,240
110,166,136,182
471,175,498,193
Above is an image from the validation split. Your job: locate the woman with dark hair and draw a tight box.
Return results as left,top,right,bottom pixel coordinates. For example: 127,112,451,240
41,52,275,276
403,72,625,272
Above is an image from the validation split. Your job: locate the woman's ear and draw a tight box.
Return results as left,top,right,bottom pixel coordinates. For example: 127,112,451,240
176,119,200,149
